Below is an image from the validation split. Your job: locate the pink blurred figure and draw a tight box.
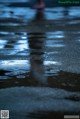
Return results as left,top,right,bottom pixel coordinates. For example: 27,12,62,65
34,0,45,9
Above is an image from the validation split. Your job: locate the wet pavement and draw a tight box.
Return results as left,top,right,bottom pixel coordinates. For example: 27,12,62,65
0,3,80,119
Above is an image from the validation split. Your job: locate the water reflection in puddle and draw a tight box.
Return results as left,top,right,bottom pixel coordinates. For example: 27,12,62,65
0,40,7,48
46,31,64,38
45,7,64,20
0,5,80,88
0,4,80,119
69,7,80,18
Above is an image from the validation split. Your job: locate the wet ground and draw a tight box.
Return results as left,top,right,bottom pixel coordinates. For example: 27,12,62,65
0,2,80,119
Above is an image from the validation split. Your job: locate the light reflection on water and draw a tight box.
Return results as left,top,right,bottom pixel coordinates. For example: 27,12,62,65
14,40,29,51
0,5,80,82
46,31,64,38
0,6,80,20
0,5,80,119
45,7,64,20
69,7,80,17
0,40,7,48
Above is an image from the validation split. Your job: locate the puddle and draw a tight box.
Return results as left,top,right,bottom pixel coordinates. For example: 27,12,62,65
0,3,80,119
0,4,80,89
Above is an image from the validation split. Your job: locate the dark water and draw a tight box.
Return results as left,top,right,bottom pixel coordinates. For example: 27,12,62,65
0,5,80,90
0,4,80,119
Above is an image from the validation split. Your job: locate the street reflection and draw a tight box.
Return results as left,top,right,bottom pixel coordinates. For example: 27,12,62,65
0,5,80,91
27,10,47,85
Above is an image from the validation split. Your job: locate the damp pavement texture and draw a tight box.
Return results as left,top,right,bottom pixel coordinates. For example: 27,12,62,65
0,2,80,119
0,87,80,119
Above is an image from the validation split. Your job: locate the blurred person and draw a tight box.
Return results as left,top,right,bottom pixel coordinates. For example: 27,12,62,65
33,0,45,9
27,10,47,85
